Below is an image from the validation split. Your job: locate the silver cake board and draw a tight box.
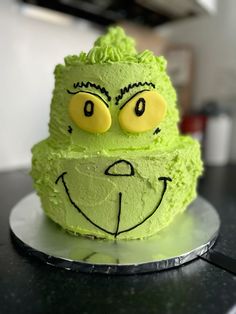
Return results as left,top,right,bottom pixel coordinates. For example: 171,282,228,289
9,192,220,275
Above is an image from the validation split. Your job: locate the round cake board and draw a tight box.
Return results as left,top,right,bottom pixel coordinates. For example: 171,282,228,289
9,193,220,275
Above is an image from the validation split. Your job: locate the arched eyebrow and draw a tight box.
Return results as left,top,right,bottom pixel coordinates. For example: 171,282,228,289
67,81,111,102
115,82,155,106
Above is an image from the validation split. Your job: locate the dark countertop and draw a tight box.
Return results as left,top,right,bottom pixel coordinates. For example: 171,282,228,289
0,166,235,314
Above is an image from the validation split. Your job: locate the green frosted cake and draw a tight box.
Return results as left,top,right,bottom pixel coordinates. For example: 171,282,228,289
31,27,203,240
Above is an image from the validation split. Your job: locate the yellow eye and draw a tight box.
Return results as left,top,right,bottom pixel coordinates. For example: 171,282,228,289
68,92,111,133
118,91,167,133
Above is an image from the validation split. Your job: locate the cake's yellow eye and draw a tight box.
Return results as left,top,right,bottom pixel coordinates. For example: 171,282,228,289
68,92,111,133
118,90,167,133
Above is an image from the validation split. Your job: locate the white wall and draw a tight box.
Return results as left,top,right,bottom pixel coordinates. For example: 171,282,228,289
157,0,236,162
0,1,101,170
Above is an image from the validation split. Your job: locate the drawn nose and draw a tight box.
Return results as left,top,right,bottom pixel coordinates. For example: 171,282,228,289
104,159,135,177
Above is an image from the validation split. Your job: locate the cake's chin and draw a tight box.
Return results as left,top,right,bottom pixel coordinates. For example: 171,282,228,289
55,171,172,239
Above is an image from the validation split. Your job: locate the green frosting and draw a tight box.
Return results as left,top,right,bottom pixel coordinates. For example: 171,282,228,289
31,27,203,240
64,27,163,65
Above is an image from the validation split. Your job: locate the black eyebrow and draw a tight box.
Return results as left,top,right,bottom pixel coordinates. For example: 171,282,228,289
67,90,109,107
115,82,155,106
67,81,111,101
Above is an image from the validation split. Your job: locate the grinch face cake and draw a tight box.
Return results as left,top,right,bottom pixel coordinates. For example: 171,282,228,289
31,27,202,240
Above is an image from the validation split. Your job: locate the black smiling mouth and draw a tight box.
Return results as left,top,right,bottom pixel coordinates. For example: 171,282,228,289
55,172,172,238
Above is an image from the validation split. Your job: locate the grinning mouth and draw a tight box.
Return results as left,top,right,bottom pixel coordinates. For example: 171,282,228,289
55,172,172,238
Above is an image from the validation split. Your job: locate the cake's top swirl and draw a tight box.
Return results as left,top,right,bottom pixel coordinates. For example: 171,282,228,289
64,27,166,66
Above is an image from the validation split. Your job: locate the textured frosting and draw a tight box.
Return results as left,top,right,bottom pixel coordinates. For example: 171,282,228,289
32,136,202,240
64,27,162,64
31,27,203,240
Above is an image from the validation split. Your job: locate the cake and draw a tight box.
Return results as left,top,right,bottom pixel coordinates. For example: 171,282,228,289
31,27,203,240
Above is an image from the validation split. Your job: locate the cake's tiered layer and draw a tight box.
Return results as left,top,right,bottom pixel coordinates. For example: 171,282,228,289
49,62,179,152
31,136,202,240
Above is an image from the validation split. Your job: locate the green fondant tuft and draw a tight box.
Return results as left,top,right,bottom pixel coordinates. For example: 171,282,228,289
94,27,136,53
64,26,165,65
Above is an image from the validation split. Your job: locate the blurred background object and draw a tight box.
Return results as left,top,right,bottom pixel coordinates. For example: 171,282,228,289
120,22,167,56
18,0,217,27
180,114,206,144
201,101,232,166
1,0,236,171
165,44,193,115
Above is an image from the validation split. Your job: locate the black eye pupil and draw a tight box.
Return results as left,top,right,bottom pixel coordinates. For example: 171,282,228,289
84,100,94,117
135,98,145,116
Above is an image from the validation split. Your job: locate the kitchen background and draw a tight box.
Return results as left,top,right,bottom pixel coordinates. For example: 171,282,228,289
1,0,235,170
